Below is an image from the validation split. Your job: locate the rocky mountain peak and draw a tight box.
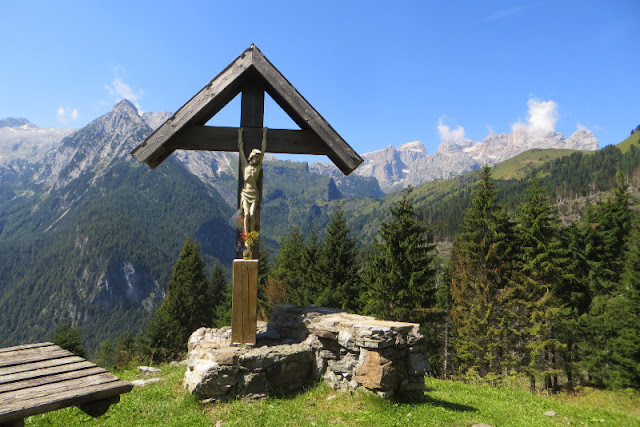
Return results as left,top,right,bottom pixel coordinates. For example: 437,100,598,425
567,128,599,150
113,99,139,115
142,111,172,131
34,100,151,189
0,118,34,128
0,119,75,168
398,141,426,153
348,127,600,191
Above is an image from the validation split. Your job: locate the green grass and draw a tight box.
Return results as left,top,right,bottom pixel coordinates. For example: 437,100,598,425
492,148,591,180
26,365,640,426
617,131,640,153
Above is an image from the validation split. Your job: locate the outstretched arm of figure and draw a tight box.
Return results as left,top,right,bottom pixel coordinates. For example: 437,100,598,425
261,127,268,154
238,127,247,168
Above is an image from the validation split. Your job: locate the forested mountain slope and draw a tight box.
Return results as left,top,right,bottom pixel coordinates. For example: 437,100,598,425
0,101,382,351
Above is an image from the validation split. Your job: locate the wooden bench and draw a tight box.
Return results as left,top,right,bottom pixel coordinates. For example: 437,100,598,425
0,342,133,426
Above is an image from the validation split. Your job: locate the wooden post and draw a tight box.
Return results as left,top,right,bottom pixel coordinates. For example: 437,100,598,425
231,79,265,344
237,79,265,254
130,46,364,345
232,260,258,344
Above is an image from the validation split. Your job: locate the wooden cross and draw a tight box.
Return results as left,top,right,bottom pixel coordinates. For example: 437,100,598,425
131,45,363,344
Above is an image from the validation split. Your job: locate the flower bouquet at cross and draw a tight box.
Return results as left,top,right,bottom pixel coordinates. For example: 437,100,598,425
241,231,260,259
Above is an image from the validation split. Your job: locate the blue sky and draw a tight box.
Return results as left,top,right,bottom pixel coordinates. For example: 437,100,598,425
1,0,639,160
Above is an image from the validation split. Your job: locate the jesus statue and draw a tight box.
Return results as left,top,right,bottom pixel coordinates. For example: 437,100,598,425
238,127,267,235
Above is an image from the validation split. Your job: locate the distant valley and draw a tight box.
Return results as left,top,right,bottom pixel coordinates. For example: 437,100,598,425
0,100,630,352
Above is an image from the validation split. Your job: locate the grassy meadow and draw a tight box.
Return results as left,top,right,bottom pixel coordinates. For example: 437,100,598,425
25,364,640,427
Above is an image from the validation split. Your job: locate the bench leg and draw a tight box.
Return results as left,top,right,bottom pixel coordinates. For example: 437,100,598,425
0,420,25,427
77,396,120,417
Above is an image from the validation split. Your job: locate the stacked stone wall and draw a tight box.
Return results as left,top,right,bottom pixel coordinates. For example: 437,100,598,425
184,305,430,401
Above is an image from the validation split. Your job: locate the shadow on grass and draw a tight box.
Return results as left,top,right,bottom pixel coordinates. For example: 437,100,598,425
422,395,477,412
393,392,477,413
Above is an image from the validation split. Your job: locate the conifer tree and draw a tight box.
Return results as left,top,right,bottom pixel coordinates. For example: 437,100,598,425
257,248,271,319
147,238,213,358
210,263,231,327
362,188,437,322
316,205,361,311
514,180,566,391
450,165,515,380
301,228,323,304
581,172,638,388
555,222,591,388
52,322,86,358
434,257,455,378
271,227,306,305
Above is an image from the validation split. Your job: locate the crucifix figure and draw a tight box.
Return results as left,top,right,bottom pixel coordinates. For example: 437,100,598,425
131,45,363,345
238,127,267,235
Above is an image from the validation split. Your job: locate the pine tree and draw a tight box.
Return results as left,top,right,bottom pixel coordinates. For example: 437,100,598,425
271,227,306,305
450,166,515,380
554,222,592,389
434,257,455,378
210,263,231,327
583,171,632,297
147,238,213,359
301,228,323,305
316,205,361,311
257,248,271,319
362,188,437,322
95,340,116,370
514,180,566,391
581,172,639,388
52,322,86,358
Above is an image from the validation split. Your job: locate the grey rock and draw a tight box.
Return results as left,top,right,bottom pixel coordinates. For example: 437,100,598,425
131,377,162,387
311,127,598,191
184,305,429,401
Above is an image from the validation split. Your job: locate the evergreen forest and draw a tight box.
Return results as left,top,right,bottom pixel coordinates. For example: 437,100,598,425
4,112,640,393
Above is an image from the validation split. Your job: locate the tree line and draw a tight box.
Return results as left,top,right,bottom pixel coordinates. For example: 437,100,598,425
54,161,639,391
263,165,640,391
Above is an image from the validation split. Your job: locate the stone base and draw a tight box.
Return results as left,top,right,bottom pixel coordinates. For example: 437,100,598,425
184,305,430,401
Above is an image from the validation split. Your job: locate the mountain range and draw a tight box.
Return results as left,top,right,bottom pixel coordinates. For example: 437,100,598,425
0,100,381,350
0,100,607,351
312,128,598,191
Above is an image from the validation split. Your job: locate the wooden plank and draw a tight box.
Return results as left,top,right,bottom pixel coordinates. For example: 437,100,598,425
0,343,133,424
0,356,85,377
0,366,107,393
231,260,258,344
249,47,363,175
173,126,329,155
247,261,258,345
130,44,362,175
0,348,73,368
239,80,265,258
0,379,132,423
231,260,246,344
131,47,254,168
0,361,95,385
0,343,54,354
241,80,265,129
0,372,123,406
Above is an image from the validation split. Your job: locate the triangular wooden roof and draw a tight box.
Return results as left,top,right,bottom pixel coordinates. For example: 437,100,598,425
131,44,362,175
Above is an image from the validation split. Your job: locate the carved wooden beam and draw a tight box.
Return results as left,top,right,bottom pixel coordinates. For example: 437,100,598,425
172,126,329,155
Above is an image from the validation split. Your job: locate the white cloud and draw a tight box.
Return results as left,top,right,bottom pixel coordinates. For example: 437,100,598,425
105,75,144,113
57,106,67,125
437,118,466,143
57,106,79,126
512,98,558,137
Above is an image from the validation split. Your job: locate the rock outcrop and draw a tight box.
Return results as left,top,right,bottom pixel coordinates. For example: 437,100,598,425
184,305,429,401
311,128,599,191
